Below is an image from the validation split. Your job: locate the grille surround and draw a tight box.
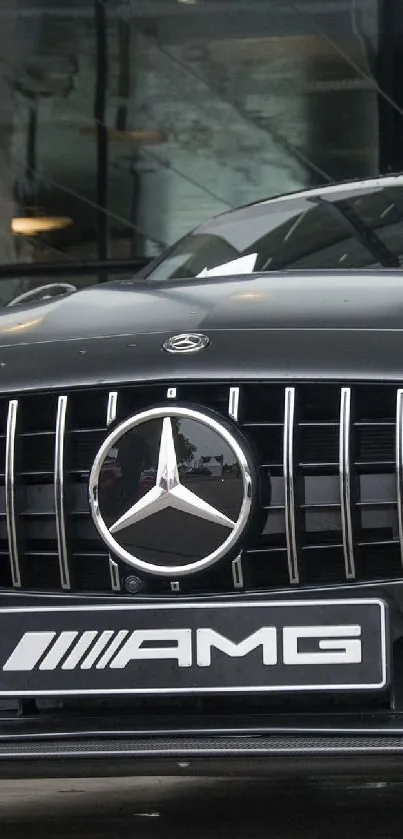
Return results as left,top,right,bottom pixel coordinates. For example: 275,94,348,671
0,381,402,596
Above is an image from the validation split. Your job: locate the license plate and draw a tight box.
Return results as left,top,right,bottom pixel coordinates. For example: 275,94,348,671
0,598,388,696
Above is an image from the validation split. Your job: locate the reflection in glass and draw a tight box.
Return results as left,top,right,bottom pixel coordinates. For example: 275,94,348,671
97,417,244,567
142,182,403,281
0,0,396,301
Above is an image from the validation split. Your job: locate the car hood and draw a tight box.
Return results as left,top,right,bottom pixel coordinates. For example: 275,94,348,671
1,270,403,392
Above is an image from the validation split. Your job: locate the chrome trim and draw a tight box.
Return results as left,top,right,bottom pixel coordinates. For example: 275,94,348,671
163,333,210,354
167,387,177,400
89,406,253,577
106,391,118,426
397,390,403,567
54,395,71,590
339,387,355,579
231,555,244,589
109,559,121,592
109,417,239,531
283,387,299,584
5,400,21,588
228,387,240,421
106,391,121,591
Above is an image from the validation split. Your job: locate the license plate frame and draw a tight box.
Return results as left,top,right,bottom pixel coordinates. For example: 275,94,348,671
0,598,388,697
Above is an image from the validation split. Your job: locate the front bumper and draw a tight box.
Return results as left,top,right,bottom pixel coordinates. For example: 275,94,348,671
0,583,402,777
3,712,403,778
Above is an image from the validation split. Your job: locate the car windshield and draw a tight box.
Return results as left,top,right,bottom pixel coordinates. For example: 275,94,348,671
143,181,403,282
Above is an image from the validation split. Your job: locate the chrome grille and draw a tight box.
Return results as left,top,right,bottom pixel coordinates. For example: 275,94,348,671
0,382,401,595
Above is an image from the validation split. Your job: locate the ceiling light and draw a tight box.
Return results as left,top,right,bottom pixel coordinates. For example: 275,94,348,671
80,127,164,144
11,216,72,236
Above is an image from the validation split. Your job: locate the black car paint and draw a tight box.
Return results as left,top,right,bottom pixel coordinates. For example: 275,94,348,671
2,176,403,776
0,271,403,391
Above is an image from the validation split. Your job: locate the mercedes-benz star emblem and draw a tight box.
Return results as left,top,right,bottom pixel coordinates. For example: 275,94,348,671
89,406,253,577
162,333,210,354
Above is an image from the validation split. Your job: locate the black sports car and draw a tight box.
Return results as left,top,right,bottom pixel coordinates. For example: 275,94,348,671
1,174,403,778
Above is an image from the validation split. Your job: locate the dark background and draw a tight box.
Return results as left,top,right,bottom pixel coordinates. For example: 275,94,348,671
1,775,402,838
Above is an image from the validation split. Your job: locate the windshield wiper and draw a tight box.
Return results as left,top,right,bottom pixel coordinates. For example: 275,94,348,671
316,197,400,268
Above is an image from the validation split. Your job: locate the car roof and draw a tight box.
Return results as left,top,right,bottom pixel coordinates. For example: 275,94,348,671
217,172,403,221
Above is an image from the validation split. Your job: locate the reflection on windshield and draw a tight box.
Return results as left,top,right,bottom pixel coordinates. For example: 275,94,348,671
197,253,258,278
144,181,403,282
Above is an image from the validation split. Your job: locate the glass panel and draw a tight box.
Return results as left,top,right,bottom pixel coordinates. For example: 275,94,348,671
142,192,378,280
0,0,400,301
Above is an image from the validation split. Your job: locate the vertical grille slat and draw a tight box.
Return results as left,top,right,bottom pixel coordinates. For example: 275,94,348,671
54,395,71,590
106,391,118,427
5,400,21,588
106,391,121,592
283,387,299,584
339,387,356,579
228,387,240,422
396,389,403,567
231,555,244,589
229,386,243,589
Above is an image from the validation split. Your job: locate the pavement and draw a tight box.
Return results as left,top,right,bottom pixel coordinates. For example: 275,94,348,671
0,775,402,837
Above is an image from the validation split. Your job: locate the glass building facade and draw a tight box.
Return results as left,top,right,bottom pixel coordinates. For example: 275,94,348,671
0,0,402,301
